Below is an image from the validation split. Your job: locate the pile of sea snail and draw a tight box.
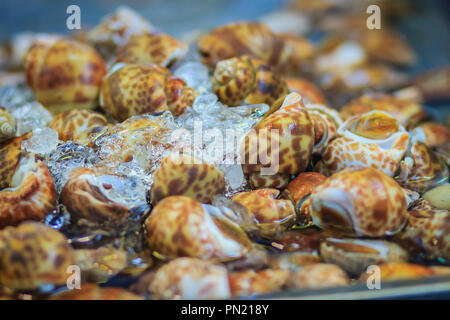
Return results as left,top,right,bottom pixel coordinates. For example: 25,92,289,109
0,4,449,300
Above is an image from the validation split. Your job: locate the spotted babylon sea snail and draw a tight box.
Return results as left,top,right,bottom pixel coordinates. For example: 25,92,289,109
212,55,289,106
23,36,106,113
0,222,75,290
49,109,108,143
320,110,410,177
0,154,56,229
150,153,226,204
198,21,314,71
310,167,409,237
115,33,187,67
100,64,198,121
241,92,314,184
144,196,252,261
0,107,15,143
284,77,327,105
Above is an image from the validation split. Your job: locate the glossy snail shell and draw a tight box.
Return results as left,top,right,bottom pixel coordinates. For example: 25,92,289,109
414,122,450,148
0,134,30,190
99,64,198,121
144,196,251,260
248,172,290,189
320,238,408,276
359,263,435,283
59,168,135,226
231,188,296,237
0,155,56,229
198,21,312,70
241,92,314,176
228,269,290,297
49,109,108,143
0,222,75,290
286,263,349,290
310,167,408,237
321,110,410,177
115,33,187,67
212,55,289,106
285,77,327,105
23,37,106,113
149,257,231,299
0,107,15,143
150,153,226,204
340,93,426,129
51,283,142,300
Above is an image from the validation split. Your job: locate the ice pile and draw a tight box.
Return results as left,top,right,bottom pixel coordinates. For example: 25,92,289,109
173,61,212,93
21,127,59,156
45,142,100,194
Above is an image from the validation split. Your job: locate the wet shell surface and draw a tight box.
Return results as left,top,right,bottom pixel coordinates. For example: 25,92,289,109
359,263,435,283
248,172,290,189
115,33,187,67
241,92,314,176
286,263,350,289
59,168,136,226
100,64,198,121
150,153,225,204
320,238,408,276
51,283,142,300
0,222,75,290
212,55,289,106
231,188,296,237
0,155,56,229
144,196,251,260
149,257,231,299
0,134,30,190
415,122,450,148
23,37,106,113
321,110,410,177
310,167,408,237
49,109,108,143
285,77,327,105
0,107,15,143
228,269,290,297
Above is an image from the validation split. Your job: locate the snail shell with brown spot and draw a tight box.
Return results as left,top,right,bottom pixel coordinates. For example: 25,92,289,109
51,283,142,300
231,188,295,237
268,251,322,272
228,269,290,297
0,222,75,290
87,6,154,60
340,93,426,129
241,92,314,177
212,55,289,107
150,153,226,204
59,168,140,227
49,109,108,143
149,257,231,299
198,21,313,71
248,172,290,189
115,33,187,67
0,134,30,190
321,111,410,177
414,122,450,148
286,263,350,290
144,196,252,260
310,167,408,237
395,199,450,261
320,238,408,276
23,37,106,113
99,64,198,121
0,154,56,229
0,107,15,143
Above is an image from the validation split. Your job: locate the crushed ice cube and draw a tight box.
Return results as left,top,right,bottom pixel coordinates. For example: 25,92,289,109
0,83,35,109
173,61,212,93
12,102,53,136
22,127,59,156
218,163,246,191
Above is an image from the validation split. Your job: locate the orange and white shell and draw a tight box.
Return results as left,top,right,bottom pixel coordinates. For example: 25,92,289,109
49,109,108,143
358,263,435,283
248,172,290,189
212,55,289,107
51,283,143,300
285,77,327,105
144,196,251,260
100,63,198,121
310,167,408,237
59,168,137,226
241,92,314,176
23,36,106,113
0,222,75,290
0,107,15,143
231,188,296,237
0,134,30,190
150,153,225,204
149,257,231,299
286,263,350,289
87,6,154,59
228,269,290,297
0,155,56,229
305,104,343,155
115,33,187,67
413,122,450,148
321,110,410,177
